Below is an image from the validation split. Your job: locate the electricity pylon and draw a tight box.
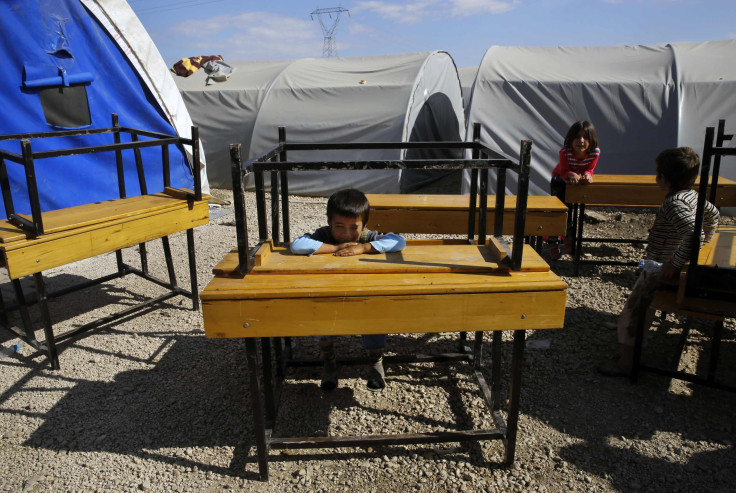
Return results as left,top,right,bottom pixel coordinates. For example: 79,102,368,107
310,7,349,58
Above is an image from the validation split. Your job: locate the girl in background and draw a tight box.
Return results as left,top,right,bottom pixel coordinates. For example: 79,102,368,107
549,120,600,260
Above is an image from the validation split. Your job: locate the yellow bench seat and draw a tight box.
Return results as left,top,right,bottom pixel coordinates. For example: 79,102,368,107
0,187,209,279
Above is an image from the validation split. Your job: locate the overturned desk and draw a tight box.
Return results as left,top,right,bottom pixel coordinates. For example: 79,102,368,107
201,124,567,479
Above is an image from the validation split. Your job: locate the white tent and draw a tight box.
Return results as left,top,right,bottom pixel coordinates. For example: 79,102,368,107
176,51,465,194
464,41,736,195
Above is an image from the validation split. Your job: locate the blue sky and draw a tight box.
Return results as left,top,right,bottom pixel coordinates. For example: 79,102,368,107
129,0,736,68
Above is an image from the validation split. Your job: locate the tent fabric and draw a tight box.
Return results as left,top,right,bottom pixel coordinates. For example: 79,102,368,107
80,0,209,193
457,65,478,113
0,0,202,219
463,42,735,196
177,51,465,194
673,40,736,154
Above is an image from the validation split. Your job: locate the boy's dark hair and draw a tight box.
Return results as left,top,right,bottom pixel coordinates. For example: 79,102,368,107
563,120,598,153
327,188,370,224
656,147,700,190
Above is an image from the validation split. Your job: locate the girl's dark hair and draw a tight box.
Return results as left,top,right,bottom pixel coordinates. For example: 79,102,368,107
563,120,599,153
327,188,370,224
656,147,700,190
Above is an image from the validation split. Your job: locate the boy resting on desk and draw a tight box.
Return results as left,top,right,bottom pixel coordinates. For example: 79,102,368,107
597,147,719,377
290,188,406,391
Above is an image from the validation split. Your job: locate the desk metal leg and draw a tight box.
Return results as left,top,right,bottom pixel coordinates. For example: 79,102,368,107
261,338,277,428
573,204,585,276
283,337,293,361
473,331,484,367
34,273,59,370
708,320,724,384
532,236,543,254
459,331,468,352
139,242,149,274
245,338,269,480
504,329,525,466
11,279,35,345
186,229,199,311
0,288,7,325
274,337,285,379
491,331,502,411
161,236,178,288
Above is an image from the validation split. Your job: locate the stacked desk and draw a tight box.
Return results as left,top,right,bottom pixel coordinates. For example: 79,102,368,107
565,174,736,275
202,239,567,479
0,118,208,369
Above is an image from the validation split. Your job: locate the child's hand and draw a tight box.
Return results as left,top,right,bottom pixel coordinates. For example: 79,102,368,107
580,174,593,184
333,243,366,256
566,172,581,184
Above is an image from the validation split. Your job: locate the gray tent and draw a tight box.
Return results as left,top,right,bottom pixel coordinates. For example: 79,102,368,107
457,66,478,113
464,40,736,195
176,51,465,194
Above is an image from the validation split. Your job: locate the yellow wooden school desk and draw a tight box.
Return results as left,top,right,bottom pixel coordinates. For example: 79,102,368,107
565,174,736,275
201,239,567,479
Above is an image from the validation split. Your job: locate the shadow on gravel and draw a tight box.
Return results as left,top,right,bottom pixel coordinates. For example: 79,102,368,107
0,271,196,370
0,273,148,329
22,335,254,477
9,329,521,480
519,299,736,491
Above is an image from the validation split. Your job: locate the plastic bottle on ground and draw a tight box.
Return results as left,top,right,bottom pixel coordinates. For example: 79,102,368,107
0,341,22,358
638,259,663,272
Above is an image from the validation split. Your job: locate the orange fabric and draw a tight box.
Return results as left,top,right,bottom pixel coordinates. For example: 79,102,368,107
171,55,224,77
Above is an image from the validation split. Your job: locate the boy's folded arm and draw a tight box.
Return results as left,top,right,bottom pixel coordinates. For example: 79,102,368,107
290,235,323,255
370,233,406,253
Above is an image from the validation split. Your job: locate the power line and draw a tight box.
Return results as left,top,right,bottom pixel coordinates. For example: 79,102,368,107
310,7,350,58
132,0,228,15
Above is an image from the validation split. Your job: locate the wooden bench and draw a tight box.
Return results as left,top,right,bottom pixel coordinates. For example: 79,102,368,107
0,118,209,369
366,193,568,238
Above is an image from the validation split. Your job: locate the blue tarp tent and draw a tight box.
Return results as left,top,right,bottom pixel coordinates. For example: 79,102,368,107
0,0,203,218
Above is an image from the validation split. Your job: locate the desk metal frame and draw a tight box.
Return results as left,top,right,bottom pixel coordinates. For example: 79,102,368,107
245,330,526,479
224,123,544,480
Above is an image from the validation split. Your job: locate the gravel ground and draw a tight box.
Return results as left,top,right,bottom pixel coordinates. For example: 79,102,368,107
1,189,735,493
